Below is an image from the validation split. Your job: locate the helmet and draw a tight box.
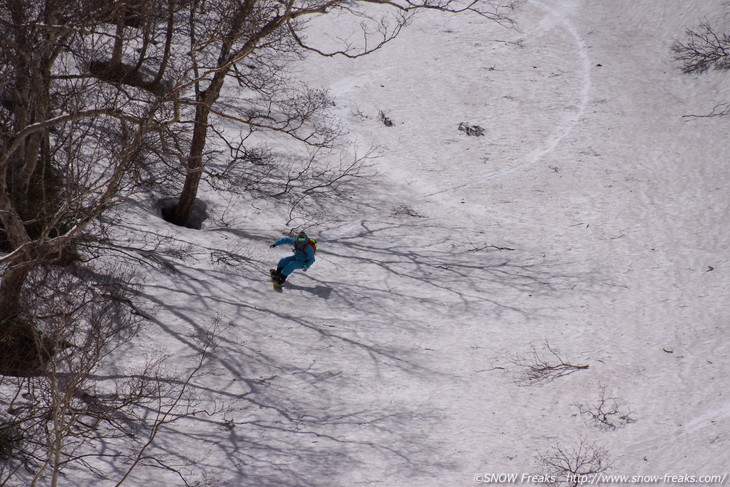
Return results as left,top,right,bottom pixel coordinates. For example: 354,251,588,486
296,231,307,243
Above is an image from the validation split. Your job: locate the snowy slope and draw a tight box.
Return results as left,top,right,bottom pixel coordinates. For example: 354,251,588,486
107,0,729,485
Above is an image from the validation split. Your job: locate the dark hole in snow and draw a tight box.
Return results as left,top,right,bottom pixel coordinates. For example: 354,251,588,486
159,198,208,230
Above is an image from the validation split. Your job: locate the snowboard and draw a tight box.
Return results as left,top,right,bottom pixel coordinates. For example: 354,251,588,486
269,269,283,292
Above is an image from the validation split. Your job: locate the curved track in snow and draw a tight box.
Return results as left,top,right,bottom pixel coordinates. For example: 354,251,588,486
421,0,592,199
322,0,594,240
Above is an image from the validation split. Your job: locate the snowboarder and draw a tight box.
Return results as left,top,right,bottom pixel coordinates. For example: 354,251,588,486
269,231,316,286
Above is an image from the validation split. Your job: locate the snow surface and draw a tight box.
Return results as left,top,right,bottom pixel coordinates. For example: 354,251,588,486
102,0,729,485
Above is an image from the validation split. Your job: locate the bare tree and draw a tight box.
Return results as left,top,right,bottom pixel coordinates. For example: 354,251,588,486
0,4,208,484
672,21,730,74
511,341,589,385
148,0,521,226
538,437,611,487
0,265,218,486
574,385,636,431
0,0,180,326
673,21,730,120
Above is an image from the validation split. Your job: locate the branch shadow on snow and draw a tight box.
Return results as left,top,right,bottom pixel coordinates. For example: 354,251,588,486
121,300,454,486
117,228,455,485
319,218,608,323
115,217,611,485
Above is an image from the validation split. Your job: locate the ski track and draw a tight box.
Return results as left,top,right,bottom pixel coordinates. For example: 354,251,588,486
325,0,592,236
422,0,592,198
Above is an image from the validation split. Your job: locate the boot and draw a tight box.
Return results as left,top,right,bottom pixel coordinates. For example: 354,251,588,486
274,269,287,285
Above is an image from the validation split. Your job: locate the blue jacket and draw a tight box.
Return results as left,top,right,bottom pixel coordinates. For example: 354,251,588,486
273,237,316,268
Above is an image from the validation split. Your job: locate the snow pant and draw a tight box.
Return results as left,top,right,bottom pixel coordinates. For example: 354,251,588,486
277,256,309,276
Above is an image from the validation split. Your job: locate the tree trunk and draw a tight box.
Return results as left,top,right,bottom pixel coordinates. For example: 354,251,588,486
0,264,31,325
6,2,55,202
173,73,226,226
0,184,34,324
170,7,291,227
173,103,210,227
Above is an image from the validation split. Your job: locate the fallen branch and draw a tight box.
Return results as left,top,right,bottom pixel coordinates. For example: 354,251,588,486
574,385,636,431
512,341,588,384
682,102,730,120
465,239,516,252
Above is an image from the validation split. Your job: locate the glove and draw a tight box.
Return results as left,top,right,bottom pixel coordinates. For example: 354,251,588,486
270,244,277,248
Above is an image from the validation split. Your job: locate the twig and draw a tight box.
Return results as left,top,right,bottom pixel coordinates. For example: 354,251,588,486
682,102,730,120
512,341,588,384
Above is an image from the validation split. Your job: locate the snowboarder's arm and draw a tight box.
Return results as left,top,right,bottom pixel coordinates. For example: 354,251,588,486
271,237,295,248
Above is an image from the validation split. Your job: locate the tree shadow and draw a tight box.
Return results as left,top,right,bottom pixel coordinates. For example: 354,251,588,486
102,235,455,485
81,302,456,486
90,217,612,485
318,218,610,323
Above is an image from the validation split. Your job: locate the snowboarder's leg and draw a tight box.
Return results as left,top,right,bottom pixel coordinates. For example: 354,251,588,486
271,257,295,285
277,256,294,272
281,260,307,277
272,257,308,284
